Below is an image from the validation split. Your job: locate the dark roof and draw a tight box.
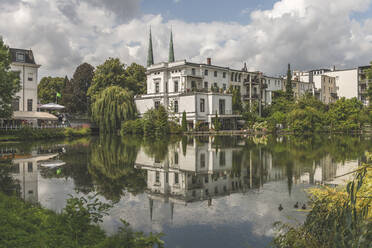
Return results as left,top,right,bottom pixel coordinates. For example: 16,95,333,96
9,48,36,64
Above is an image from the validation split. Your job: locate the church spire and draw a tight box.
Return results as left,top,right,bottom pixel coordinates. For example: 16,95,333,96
147,27,154,67
168,29,175,63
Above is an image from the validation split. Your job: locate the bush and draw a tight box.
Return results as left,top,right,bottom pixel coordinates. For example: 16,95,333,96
120,119,144,136
169,121,182,134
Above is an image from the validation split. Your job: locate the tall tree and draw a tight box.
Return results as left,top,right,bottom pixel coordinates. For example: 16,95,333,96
0,39,21,118
91,86,136,133
88,58,127,101
286,63,294,100
71,63,94,113
124,63,146,95
37,76,64,104
61,76,75,112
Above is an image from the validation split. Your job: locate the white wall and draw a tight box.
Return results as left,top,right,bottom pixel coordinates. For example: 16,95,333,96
324,69,358,99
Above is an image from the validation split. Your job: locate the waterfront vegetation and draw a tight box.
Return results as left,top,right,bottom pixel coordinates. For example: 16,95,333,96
273,153,372,248
0,127,91,141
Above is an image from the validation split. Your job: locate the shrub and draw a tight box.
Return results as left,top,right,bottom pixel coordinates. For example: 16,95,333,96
169,121,182,134
120,119,143,136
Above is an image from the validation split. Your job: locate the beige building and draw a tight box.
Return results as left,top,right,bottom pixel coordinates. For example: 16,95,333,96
314,75,338,104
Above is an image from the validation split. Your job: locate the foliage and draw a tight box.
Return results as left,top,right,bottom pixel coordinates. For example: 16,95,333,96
232,88,243,114
285,64,294,101
366,61,372,106
142,105,170,138
67,63,95,114
327,97,364,131
91,86,136,133
61,76,74,112
0,192,163,248
195,121,209,131
273,159,372,248
0,127,90,141
213,111,221,131
287,106,324,134
0,39,21,118
181,111,187,132
120,119,144,136
87,58,146,102
38,77,65,104
169,121,183,134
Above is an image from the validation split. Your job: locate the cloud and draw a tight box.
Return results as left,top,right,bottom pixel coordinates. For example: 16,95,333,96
0,0,371,82
173,0,181,3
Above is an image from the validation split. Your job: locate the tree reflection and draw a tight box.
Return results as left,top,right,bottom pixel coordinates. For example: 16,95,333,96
88,135,146,202
0,159,20,196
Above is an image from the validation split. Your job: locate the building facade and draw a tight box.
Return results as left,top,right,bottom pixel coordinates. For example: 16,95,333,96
134,31,284,128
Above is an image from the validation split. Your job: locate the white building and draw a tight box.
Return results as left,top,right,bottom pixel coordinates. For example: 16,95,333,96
5,48,57,127
134,31,284,127
294,65,371,105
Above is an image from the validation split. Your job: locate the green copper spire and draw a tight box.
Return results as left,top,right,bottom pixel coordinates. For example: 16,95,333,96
168,29,175,63
147,27,154,67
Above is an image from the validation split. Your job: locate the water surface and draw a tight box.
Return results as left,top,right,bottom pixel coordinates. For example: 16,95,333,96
1,135,370,248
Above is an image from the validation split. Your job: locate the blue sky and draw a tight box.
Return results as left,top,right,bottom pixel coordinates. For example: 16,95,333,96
142,0,372,24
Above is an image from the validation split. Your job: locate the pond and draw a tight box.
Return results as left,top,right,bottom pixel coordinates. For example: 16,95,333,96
0,135,370,248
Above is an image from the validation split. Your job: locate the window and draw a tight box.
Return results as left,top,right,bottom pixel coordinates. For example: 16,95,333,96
155,82,159,93
27,99,33,111
28,73,33,81
174,173,179,184
155,101,160,109
204,69,208,76
191,81,196,90
155,171,160,183
223,84,226,91
16,52,25,62
12,98,19,111
28,162,33,173
12,163,20,174
174,81,178,92
204,81,208,89
214,82,217,88
192,68,196,75
223,72,226,78
166,172,169,183
174,100,178,113
205,175,209,183
235,74,238,82
200,153,206,168
214,71,217,77
238,74,241,82
200,99,205,112
219,99,225,115
174,152,178,164
231,72,234,81
220,151,226,166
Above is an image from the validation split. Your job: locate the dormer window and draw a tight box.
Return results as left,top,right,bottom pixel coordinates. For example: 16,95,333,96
16,52,25,62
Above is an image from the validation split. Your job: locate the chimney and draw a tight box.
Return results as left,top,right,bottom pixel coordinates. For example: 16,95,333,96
207,58,211,65
333,65,336,71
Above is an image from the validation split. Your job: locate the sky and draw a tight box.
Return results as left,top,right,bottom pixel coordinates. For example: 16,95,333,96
1,0,372,80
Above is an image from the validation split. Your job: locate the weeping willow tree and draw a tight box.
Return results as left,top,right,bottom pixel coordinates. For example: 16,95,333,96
91,86,137,133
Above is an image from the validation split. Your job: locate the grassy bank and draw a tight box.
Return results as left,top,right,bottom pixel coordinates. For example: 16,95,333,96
0,192,163,248
0,127,91,142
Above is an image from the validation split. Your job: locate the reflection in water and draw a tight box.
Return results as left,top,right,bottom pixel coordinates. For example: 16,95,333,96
0,135,370,248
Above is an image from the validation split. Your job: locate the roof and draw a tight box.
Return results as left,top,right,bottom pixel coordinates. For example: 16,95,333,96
39,103,65,110
9,48,36,64
13,111,58,121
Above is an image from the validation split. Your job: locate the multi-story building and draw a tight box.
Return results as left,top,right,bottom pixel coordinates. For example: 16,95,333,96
294,65,371,105
290,79,314,99
4,48,57,127
313,75,338,104
134,31,284,128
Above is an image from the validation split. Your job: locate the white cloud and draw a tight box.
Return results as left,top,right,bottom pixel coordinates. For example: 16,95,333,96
173,0,181,3
0,0,371,81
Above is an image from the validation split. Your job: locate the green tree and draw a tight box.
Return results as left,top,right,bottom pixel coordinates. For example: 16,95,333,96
0,39,21,118
91,86,136,133
124,63,146,95
61,76,75,112
232,88,243,114
71,63,95,113
142,105,169,138
327,97,364,131
181,111,187,132
38,77,65,104
88,58,127,101
285,64,294,100
213,111,221,131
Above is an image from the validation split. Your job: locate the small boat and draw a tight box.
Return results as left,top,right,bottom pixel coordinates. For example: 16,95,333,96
39,161,66,169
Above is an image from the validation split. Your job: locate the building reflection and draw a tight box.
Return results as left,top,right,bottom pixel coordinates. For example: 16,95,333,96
0,145,65,203
135,137,364,221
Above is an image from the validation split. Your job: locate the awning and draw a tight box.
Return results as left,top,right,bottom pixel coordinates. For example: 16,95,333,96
39,103,65,110
13,111,58,121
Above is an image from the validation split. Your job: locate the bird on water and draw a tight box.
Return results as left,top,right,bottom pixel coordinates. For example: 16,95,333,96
278,204,283,211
